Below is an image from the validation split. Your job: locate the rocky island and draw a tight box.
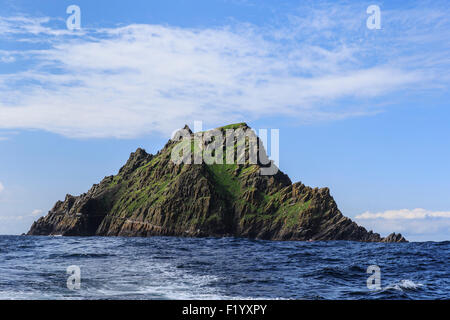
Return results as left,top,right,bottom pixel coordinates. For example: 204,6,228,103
27,123,406,242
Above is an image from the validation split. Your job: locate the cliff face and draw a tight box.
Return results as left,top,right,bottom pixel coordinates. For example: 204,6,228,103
28,123,406,242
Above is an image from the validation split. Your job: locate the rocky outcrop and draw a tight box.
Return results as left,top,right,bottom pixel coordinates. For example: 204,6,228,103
381,232,407,243
28,123,406,242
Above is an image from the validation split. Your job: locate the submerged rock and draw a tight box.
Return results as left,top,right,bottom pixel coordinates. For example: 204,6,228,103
28,123,406,242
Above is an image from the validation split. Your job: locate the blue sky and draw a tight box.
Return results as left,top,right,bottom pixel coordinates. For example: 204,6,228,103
0,0,449,241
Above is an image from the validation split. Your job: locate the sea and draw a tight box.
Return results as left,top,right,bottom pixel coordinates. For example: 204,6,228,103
0,235,448,300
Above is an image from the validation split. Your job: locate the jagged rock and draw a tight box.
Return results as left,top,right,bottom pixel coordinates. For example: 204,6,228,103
381,232,407,243
27,123,406,242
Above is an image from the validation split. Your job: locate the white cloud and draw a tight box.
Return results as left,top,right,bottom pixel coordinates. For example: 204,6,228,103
0,54,15,63
31,209,43,216
0,16,77,37
0,209,44,226
356,208,450,220
0,2,448,138
0,215,24,221
0,182,4,193
355,208,450,241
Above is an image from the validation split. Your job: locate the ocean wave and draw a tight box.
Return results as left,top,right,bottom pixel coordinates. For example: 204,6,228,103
47,253,115,259
383,280,424,292
306,264,366,280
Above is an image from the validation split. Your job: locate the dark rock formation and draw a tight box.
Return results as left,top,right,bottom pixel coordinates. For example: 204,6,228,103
381,232,407,243
28,123,407,242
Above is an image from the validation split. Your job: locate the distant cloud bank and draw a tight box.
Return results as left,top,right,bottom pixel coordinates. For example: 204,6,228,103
355,208,450,241
356,208,450,219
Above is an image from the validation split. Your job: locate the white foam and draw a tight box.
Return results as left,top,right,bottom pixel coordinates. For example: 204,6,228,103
384,279,424,292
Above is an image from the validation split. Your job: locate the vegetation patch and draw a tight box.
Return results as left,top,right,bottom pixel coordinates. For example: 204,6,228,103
206,164,241,199
275,200,312,227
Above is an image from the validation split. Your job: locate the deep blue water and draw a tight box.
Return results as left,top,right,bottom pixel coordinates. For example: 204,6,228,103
0,235,448,300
